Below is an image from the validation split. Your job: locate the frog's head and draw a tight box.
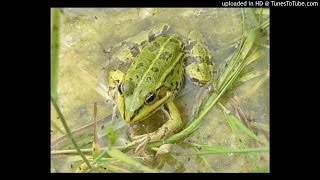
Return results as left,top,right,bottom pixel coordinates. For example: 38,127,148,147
116,80,171,124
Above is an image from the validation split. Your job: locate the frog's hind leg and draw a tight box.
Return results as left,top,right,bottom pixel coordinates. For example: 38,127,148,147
122,23,170,57
110,23,170,64
184,30,215,86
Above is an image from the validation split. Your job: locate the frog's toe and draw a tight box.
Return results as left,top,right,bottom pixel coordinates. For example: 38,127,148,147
131,133,151,145
132,134,152,155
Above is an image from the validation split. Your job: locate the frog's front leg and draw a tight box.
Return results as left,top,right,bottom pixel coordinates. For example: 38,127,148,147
185,30,215,86
131,99,182,144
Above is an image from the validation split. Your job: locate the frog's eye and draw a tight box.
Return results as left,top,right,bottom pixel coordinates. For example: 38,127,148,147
145,92,156,104
118,83,124,95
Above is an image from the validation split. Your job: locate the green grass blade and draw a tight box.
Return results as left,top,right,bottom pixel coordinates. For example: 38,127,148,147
255,18,270,31
51,8,60,100
231,115,267,145
181,144,269,155
107,148,158,173
106,125,116,147
234,65,269,86
217,30,256,91
244,48,266,66
219,103,267,145
218,103,244,146
51,95,92,169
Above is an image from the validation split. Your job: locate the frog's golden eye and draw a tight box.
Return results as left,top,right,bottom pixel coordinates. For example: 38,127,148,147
118,83,124,95
145,92,156,104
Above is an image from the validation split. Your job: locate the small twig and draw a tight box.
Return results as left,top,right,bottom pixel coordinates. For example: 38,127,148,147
93,102,98,145
229,97,251,129
51,114,112,147
93,102,101,157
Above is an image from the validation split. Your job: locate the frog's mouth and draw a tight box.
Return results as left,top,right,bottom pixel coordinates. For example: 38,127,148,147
119,91,172,124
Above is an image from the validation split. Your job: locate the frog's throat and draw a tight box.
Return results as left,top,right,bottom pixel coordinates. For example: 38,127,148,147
119,91,172,124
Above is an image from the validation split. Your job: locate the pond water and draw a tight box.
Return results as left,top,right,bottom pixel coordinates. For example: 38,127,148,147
51,8,269,173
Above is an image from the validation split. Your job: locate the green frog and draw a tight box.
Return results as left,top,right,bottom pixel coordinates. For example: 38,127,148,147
106,23,215,145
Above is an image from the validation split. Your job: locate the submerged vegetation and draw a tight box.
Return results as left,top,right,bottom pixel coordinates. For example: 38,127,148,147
51,8,269,172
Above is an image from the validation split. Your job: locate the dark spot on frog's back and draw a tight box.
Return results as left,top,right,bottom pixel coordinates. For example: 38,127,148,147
159,51,172,61
148,42,160,52
136,62,144,69
146,77,152,83
151,67,159,72
168,69,175,77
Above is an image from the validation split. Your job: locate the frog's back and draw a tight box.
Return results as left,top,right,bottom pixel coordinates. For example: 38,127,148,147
123,35,185,98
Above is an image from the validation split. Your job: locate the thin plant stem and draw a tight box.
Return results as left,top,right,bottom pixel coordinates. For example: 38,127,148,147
51,95,92,169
